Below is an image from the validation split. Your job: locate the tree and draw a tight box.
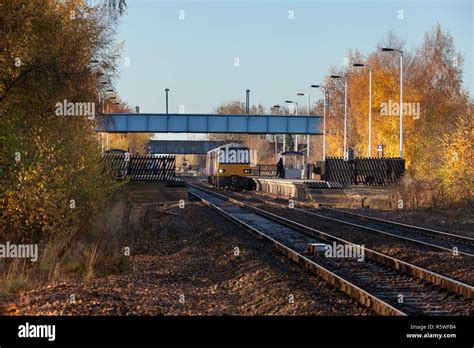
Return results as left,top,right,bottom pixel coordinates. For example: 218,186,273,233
0,0,125,249
438,114,473,205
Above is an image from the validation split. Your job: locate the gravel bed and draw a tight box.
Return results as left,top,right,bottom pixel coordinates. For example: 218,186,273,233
2,202,373,315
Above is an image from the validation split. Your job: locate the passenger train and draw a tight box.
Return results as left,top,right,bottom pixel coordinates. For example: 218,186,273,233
206,143,256,190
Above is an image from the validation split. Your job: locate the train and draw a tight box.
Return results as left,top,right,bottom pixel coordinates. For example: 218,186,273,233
206,143,256,190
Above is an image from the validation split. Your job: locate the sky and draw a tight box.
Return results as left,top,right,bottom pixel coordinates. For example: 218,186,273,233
112,0,473,140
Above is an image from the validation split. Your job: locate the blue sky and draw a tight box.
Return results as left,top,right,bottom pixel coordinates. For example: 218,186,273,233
113,0,473,139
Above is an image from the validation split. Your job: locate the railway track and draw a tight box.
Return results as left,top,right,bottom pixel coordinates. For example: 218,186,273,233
193,184,473,284
188,184,473,316
189,180,474,257
312,207,474,257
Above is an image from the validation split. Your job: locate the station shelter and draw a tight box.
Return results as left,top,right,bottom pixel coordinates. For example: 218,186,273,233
280,151,306,179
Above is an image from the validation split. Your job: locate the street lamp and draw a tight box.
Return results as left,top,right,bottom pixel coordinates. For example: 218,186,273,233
98,81,110,114
246,89,251,115
285,100,299,151
273,104,283,115
330,74,348,160
285,100,298,114
165,88,170,115
274,104,287,152
104,89,115,114
97,79,110,156
297,92,311,160
296,93,310,116
102,88,116,114
353,62,373,157
311,84,328,160
381,47,403,158
91,59,105,111
272,105,281,156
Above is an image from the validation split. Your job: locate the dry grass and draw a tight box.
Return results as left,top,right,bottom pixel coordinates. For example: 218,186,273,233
0,195,133,301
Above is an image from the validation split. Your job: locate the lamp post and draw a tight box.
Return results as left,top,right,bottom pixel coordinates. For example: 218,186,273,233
330,74,348,160
103,88,115,114
272,105,281,156
273,104,284,115
297,92,311,160
103,90,115,152
99,81,109,114
285,100,299,151
274,104,287,151
91,59,105,112
91,56,113,156
94,71,104,113
246,89,251,115
296,93,310,116
311,84,328,160
91,60,103,113
353,63,373,157
99,80,110,156
381,47,403,158
165,88,170,115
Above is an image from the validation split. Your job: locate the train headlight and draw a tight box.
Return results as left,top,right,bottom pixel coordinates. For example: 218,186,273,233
243,169,251,174
218,168,225,173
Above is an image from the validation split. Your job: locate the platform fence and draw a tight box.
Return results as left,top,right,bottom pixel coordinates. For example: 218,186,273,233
252,164,277,177
316,157,405,186
103,154,176,181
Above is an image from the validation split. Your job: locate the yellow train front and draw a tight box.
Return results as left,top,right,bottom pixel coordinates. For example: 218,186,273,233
206,143,256,190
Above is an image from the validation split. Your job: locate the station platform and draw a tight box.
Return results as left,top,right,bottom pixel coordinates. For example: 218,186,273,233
251,177,392,208
252,178,312,200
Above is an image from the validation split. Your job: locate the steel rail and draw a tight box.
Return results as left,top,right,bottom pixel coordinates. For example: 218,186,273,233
188,187,406,316
188,183,473,299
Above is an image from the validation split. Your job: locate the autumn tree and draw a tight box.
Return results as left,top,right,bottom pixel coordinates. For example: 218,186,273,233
438,114,473,206
321,25,472,207
0,0,128,286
